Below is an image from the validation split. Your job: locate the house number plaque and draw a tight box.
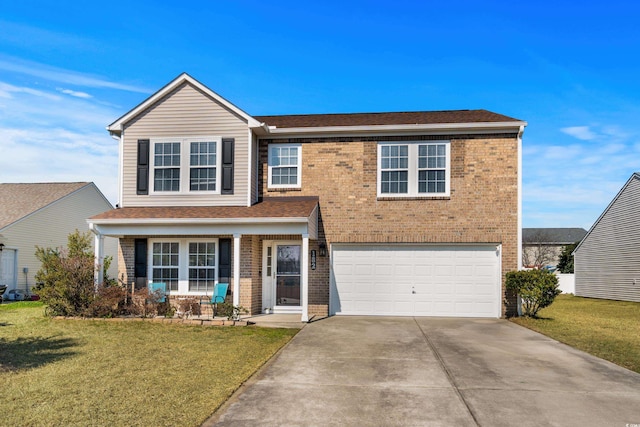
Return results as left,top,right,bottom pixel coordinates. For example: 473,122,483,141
311,250,317,270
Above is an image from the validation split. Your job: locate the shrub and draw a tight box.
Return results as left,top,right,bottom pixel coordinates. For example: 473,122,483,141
34,230,116,317
86,284,127,318
506,269,561,317
177,298,201,318
217,302,248,321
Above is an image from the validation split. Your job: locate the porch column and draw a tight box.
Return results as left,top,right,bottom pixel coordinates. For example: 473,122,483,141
233,234,241,306
93,232,104,288
301,234,309,322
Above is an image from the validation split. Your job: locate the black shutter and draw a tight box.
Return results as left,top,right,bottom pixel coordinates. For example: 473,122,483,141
218,238,231,287
221,138,234,194
137,139,150,195
134,239,148,289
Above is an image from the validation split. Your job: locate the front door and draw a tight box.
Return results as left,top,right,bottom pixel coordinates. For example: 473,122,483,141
263,241,302,312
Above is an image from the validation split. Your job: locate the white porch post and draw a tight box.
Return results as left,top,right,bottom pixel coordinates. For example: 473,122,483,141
94,231,104,289
233,234,241,306
301,234,309,322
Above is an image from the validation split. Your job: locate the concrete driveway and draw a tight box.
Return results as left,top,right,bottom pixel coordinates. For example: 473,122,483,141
207,317,640,426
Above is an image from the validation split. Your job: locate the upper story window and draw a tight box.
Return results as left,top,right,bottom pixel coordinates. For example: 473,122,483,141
154,142,181,191
268,144,301,189
189,142,217,191
151,137,221,194
377,141,450,198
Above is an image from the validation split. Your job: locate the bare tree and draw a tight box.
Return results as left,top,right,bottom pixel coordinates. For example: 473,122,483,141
522,230,557,269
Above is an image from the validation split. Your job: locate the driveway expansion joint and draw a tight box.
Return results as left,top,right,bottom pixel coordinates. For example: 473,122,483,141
414,317,481,427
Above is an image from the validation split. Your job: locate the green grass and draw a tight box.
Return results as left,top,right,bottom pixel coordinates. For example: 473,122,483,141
511,294,640,373
0,302,298,426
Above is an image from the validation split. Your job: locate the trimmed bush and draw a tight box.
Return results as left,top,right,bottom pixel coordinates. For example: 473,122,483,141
506,269,561,317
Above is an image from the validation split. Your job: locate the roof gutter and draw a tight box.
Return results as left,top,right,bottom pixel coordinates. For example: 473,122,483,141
88,216,311,226
253,120,528,137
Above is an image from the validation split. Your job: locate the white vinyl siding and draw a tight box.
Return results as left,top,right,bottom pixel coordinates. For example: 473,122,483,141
575,176,640,302
121,82,250,207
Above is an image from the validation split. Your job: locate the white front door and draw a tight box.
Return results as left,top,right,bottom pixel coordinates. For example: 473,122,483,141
262,241,302,313
0,248,17,292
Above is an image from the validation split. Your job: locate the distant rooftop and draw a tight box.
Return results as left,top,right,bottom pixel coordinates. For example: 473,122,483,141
522,228,588,244
0,182,90,229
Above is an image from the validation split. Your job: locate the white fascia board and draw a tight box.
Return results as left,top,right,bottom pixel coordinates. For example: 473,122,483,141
107,73,261,135
260,121,528,138
89,221,311,238
88,216,310,226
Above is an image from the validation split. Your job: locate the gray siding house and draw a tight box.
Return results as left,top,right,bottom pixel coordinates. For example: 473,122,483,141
574,173,640,302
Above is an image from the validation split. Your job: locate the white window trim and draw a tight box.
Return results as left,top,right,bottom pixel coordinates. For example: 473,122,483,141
377,141,451,198
268,143,302,189
148,238,219,295
150,136,222,195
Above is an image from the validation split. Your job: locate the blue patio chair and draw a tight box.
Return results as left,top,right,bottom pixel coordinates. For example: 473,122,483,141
148,282,167,303
201,283,229,318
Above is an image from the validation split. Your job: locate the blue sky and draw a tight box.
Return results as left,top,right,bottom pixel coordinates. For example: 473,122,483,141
1,1,640,229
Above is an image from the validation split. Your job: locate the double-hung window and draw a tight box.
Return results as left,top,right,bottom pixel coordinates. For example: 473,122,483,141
154,142,181,192
189,141,217,191
268,144,301,188
151,242,179,292
188,242,216,292
377,141,450,197
151,137,221,194
149,239,218,294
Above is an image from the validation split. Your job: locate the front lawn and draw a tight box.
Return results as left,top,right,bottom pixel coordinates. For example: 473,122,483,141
0,302,298,426
511,294,640,373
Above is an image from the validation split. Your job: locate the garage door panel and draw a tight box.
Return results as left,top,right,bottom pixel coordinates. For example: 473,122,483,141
331,245,500,317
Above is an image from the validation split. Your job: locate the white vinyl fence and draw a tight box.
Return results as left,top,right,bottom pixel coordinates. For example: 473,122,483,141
556,273,575,294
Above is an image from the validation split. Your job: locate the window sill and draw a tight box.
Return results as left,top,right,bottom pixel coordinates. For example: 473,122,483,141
377,196,450,201
268,187,302,192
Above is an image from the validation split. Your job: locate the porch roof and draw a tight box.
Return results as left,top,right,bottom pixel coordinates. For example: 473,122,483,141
88,197,319,238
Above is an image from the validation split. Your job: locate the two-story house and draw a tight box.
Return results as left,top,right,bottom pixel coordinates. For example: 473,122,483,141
89,73,526,321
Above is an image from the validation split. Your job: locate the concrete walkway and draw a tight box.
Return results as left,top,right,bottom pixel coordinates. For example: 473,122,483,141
207,317,640,426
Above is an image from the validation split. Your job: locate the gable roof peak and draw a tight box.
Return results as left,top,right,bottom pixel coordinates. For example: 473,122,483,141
107,73,261,135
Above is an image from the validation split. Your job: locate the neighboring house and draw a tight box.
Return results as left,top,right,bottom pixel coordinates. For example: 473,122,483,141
89,73,526,320
522,227,587,269
574,173,640,302
0,182,118,297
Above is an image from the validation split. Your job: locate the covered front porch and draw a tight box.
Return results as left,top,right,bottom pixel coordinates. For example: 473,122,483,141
88,197,325,322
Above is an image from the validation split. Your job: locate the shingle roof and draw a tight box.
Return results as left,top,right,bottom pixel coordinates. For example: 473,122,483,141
522,228,588,244
254,110,522,129
0,182,90,229
90,197,319,221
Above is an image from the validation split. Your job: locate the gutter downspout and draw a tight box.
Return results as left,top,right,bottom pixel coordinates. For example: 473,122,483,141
89,223,105,291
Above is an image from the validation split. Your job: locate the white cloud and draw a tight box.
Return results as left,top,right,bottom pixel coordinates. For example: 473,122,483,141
0,81,61,100
0,78,120,205
58,88,92,99
0,55,150,94
523,123,640,228
560,126,597,140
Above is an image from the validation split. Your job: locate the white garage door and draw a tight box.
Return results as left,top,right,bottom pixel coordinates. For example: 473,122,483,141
330,245,501,317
